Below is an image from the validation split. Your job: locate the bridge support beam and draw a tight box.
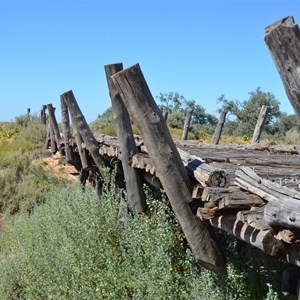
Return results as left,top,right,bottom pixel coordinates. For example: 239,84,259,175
105,63,146,213
112,63,226,274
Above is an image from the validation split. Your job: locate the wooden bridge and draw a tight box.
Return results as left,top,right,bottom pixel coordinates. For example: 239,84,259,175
40,16,300,295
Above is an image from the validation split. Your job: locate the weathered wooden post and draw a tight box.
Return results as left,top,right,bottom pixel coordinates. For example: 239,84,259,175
49,122,57,154
47,104,63,156
163,111,168,121
181,109,193,140
44,122,51,149
26,108,31,126
212,110,227,145
112,64,226,273
60,96,73,162
251,105,269,144
265,16,300,119
40,105,47,125
62,90,106,178
74,128,89,170
105,63,146,212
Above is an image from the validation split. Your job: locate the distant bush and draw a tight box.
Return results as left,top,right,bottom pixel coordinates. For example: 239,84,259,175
0,123,19,140
18,116,47,148
285,128,300,144
0,149,64,214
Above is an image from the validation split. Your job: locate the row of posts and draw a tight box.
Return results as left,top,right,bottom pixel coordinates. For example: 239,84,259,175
169,104,269,145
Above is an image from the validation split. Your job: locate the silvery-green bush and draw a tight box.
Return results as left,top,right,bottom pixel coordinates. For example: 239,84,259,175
0,178,286,299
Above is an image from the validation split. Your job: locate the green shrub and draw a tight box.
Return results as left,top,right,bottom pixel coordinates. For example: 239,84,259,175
0,177,288,299
0,149,64,214
285,128,300,144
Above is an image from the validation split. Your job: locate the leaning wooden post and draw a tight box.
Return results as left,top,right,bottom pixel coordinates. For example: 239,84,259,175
251,105,269,144
181,109,193,140
60,96,73,163
47,104,63,156
74,128,89,170
212,110,227,145
49,122,57,154
163,111,168,121
105,63,146,212
112,64,226,273
62,90,106,178
44,121,51,149
265,16,300,119
40,105,47,125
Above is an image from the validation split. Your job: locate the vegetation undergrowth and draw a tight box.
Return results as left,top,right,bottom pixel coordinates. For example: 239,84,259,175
0,114,65,214
0,174,291,299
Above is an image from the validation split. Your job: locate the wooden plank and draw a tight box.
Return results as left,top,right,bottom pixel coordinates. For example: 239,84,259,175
112,63,226,274
235,166,300,229
265,16,300,119
105,63,145,212
251,105,269,144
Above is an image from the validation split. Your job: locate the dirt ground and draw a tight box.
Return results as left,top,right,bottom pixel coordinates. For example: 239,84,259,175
37,152,79,182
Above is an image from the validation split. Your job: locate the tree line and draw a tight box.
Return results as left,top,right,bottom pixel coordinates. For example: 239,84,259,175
90,87,300,143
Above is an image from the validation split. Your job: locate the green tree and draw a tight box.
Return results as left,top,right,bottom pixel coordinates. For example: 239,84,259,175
218,88,281,137
90,107,114,133
157,92,217,132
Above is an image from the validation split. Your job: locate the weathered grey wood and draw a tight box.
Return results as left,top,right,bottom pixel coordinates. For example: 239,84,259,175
181,109,193,140
178,148,230,188
264,199,300,229
218,192,264,210
112,63,226,274
74,129,89,169
212,110,227,145
44,122,51,149
105,63,146,212
60,96,73,163
176,140,300,155
47,104,63,156
163,111,168,121
235,166,300,229
251,105,269,144
40,105,47,125
235,166,300,201
209,213,285,256
265,16,300,119
237,207,271,231
62,90,105,178
49,122,57,154
27,108,30,124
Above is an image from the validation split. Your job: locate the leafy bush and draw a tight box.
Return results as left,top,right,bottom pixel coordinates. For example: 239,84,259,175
0,149,64,214
0,123,19,140
18,116,47,148
0,177,289,299
285,128,300,144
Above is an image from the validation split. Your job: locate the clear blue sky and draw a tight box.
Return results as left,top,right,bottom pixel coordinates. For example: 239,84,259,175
0,0,299,123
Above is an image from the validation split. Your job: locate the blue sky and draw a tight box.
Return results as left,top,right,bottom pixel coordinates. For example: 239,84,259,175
0,0,299,123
